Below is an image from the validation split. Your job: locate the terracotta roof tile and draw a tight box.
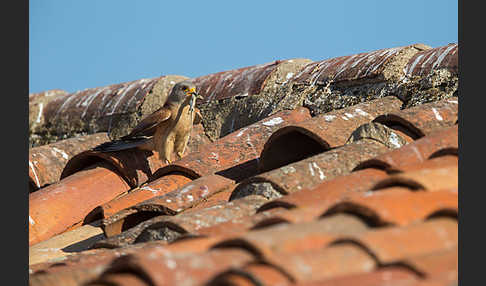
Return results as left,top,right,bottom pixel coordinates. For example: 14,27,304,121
29,247,138,286
291,267,420,286
232,138,390,200
82,107,310,229
253,154,457,235
35,76,189,143
29,162,131,246
30,267,106,286
257,168,389,212
402,247,457,277
404,43,458,77
97,168,232,222
373,99,458,138
258,97,403,172
408,277,458,286
321,190,457,226
170,107,311,179
371,165,457,192
354,125,457,172
395,155,457,173
252,188,457,234
90,273,148,286
207,263,293,286
192,60,283,101
184,187,233,211
87,248,254,286
29,133,110,191
29,220,105,265
193,59,313,140
188,207,285,238
61,146,176,188
29,43,458,285
211,214,368,258
95,195,267,249
210,218,456,284
100,175,234,238
337,217,457,265
139,174,234,214
268,244,377,282
136,194,267,237
290,44,428,85
99,173,194,220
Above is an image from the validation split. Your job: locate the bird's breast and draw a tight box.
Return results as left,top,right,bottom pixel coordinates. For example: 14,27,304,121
173,104,195,132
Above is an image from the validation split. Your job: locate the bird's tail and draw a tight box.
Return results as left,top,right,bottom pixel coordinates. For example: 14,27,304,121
93,137,150,152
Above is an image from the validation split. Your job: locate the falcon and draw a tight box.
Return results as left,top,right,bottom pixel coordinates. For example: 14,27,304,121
94,80,203,163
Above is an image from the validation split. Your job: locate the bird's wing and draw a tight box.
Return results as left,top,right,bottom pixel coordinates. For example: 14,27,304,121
124,107,172,138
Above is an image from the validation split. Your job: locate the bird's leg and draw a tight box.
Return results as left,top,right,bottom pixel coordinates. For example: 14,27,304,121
175,132,191,160
158,134,175,164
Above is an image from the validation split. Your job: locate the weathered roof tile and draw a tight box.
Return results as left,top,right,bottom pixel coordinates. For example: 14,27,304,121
88,248,254,286
404,43,458,77
29,162,131,246
28,43,458,285
291,44,428,85
258,97,403,172
373,99,458,138
354,125,457,172
29,133,110,191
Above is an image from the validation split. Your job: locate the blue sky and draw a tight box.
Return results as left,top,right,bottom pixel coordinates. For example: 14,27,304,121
29,1,458,94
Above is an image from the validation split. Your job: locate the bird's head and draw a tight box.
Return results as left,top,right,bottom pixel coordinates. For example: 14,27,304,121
168,81,203,103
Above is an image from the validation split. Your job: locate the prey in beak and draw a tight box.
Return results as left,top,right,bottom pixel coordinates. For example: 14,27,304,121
187,88,203,114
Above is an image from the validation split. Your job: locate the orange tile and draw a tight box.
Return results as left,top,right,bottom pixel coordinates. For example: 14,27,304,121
259,97,403,172
29,133,110,191
269,244,377,283
212,214,368,258
373,98,458,138
170,107,311,179
91,247,254,286
100,173,193,220
208,263,293,286
29,162,131,246
348,217,457,264
355,125,457,172
371,166,457,191
292,267,419,286
322,190,458,226
96,195,268,249
99,175,233,238
61,148,167,188
257,168,388,212
403,246,457,277
233,138,389,199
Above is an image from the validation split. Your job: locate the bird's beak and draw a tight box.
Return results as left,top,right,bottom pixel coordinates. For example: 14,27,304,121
188,88,203,100
187,87,197,96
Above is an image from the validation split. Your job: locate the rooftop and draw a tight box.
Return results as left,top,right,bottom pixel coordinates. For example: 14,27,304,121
29,42,458,286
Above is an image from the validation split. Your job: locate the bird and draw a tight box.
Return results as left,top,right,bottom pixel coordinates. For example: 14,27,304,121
93,80,203,164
